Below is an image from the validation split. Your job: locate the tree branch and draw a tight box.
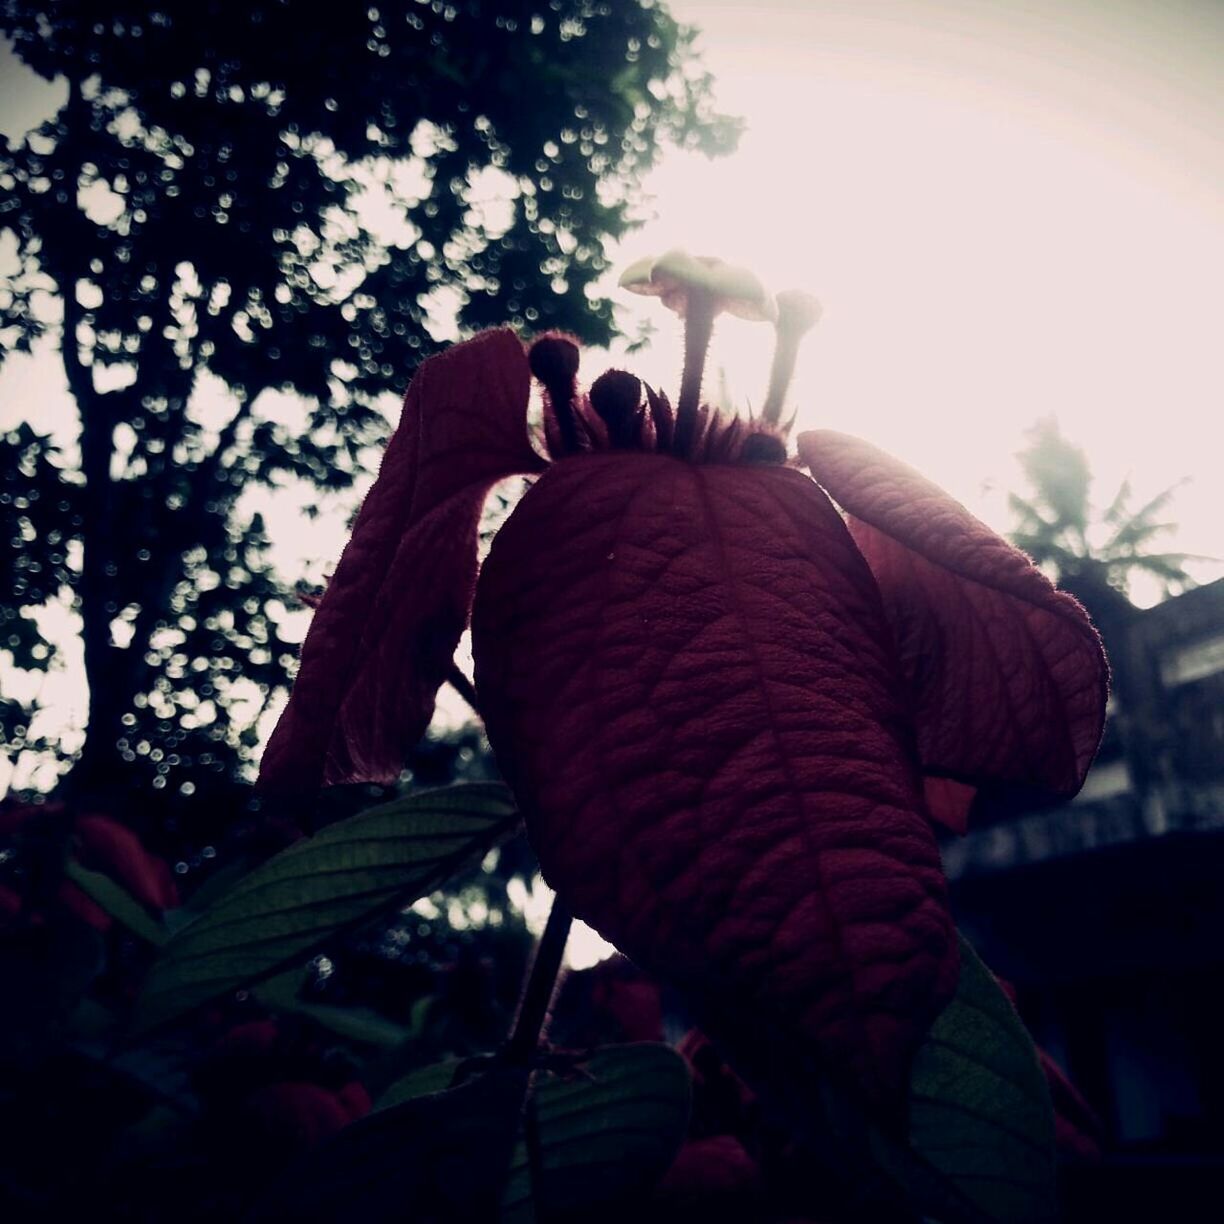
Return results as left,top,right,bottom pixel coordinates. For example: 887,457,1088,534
505,896,572,1065
52,77,124,796
446,662,481,719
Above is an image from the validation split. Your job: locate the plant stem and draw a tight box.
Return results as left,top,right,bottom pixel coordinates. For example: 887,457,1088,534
505,895,572,1065
673,293,716,457
761,292,820,428
446,662,481,717
761,330,800,426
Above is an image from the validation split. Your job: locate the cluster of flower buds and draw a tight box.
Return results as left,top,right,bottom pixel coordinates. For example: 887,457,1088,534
619,248,822,442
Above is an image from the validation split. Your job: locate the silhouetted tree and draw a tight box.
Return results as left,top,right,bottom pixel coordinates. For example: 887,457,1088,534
0,1,738,806
1009,418,1197,641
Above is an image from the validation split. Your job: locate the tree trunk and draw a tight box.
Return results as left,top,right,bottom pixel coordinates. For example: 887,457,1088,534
52,79,124,804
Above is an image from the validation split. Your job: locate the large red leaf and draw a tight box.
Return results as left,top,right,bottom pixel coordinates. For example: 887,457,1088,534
259,329,544,792
472,453,958,1103
798,431,1107,810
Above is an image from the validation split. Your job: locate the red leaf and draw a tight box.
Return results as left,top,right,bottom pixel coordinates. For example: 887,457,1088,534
74,814,179,911
656,1136,761,1205
921,776,977,835
798,431,1107,804
259,329,544,792
242,1081,359,1153
473,454,958,1104
58,880,113,931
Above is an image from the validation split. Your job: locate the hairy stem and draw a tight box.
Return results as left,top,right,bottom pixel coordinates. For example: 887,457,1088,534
673,293,716,456
761,291,821,429
505,896,573,1065
761,332,801,427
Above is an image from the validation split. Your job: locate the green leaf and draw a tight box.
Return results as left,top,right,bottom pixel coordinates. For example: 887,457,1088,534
254,1065,529,1224
135,783,518,1033
375,1056,468,1109
64,859,169,947
373,1045,692,1222
500,1044,691,1222
252,966,414,1049
877,936,1057,1224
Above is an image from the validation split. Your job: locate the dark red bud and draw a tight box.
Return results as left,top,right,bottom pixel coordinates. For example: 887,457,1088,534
739,431,788,464
530,333,584,457
589,368,643,448
527,332,581,385
242,1081,357,1153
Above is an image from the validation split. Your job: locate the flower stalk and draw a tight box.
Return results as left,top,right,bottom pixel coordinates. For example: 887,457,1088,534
674,291,717,456
505,895,573,1065
761,290,822,428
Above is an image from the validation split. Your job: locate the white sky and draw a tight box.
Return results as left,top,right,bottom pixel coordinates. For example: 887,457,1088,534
3,0,1223,799
612,0,1224,587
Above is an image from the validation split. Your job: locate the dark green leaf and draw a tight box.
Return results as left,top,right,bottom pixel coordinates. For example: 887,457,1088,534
252,966,414,1049
874,936,1057,1224
375,1057,468,1109
374,1044,692,1222
135,783,518,1032
64,859,169,947
501,1044,691,1222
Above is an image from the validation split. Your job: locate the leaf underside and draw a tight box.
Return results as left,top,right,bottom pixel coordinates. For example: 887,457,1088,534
869,935,1057,1224
260,328,543,792
798,430,1108,806
502,1043,691,1221
136,783,518,1032
473,454,958,1104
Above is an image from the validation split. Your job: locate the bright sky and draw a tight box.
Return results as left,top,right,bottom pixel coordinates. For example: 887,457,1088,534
3,0,1223,800
613,0,1224,590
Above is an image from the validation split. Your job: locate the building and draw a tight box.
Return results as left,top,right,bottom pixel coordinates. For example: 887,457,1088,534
945,577,1224,1210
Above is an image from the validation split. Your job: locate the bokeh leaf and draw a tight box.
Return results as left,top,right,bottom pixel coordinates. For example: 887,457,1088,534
255,1066,529,1224
135,783,518,1032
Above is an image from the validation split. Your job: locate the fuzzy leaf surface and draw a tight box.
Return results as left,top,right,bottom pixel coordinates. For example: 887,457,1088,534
260,329,543,792
473,453,958,1103
799,430,1107,813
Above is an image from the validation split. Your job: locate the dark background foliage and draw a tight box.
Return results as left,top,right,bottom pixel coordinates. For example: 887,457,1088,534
0,0,738,822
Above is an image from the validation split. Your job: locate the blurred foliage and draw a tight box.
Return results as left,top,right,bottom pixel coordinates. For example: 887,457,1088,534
1009,418,1199,626
0,0,739,804
1,771,1070,1222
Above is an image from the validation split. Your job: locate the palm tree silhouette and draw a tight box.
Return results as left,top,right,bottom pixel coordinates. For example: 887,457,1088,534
1008,419,1213,798
1009,418,1199,635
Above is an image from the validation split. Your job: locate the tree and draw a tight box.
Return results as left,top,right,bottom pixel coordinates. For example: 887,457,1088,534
0,0,738,806
1008,417,1198,638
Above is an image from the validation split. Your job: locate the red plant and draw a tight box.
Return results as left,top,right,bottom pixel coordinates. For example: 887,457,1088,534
0,799,178,932
199,1016,372,1161
259,251,1106,1110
